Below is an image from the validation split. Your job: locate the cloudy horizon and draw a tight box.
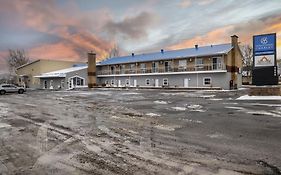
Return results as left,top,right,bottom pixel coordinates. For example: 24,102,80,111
0,0,281,73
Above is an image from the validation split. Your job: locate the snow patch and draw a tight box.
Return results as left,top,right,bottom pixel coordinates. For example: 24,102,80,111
225,106,245,110
146,113,161,117
248,103,281,107
186,104,205,112
153,100,169,105
200,95,216,98
122,92,141,95
0,123,11,129
0,102,8,116
78,91,112,96
237,95,281,100
223,102,238,105
207,133,224,138
183,119,203,124
154,124,181,131
209,98,223,101
246,111,281,118
111,116,121,119
171,107,186,111
225,106,281,118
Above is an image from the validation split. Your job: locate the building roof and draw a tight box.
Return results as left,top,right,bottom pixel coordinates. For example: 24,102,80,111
34,66,87,78
16,59,85,70
16,60,40,70
98,43,233,66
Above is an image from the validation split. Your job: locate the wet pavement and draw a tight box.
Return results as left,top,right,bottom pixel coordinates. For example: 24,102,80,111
0,89,280,175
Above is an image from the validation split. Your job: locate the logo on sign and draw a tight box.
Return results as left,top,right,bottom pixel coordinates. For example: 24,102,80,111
260,37,268,45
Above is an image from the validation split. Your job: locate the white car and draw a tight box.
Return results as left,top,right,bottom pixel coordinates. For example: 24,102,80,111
0,84,25,95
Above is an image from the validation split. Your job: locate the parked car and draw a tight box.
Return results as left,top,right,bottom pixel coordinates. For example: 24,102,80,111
0,84,25,95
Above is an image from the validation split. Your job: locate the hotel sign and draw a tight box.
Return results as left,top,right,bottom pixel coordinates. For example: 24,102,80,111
252,33,278,85
254,54,274,67
254,34,276,53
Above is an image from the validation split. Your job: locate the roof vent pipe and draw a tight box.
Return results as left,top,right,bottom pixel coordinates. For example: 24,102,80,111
132,53,135,57
195,45,198,50
161,49,164,54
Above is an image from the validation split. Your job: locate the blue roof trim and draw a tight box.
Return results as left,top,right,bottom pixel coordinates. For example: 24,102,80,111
98,43,232,66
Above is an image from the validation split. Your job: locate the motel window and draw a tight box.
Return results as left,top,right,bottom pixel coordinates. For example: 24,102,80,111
61,80,64,88
196,58,204,65
110,66,115,74
203,77,212,86
120,65,125,74
146,79,150,85
196,58,204,70
72,77,84,86
178,60,187,70
164,61,172,72
152,62,159,72
163,78,169,86
130,64,135,73
140,63,146,73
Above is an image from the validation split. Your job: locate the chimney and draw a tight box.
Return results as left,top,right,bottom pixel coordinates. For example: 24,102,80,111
195,44,198,50
132,53,135,57
231,35,238,48
88,51,96,88
230,35,239,89
161,49,164,54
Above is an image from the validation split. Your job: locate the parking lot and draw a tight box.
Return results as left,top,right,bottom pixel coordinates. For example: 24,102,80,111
0,89,281,175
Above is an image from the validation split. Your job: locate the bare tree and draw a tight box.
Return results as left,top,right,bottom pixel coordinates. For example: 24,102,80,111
108,44,120,58
241,45,253,77
6,49,30,74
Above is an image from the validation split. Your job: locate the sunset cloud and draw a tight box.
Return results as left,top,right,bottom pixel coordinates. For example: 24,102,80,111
0,0,114,62
178,0,192,8
169,13,281,57
169,25,233,50
178,0,216,8
104,11,158,40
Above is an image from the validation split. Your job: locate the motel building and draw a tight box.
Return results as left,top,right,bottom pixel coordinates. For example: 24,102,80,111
34,65,88,90
96,35,243,90
34,35,243,90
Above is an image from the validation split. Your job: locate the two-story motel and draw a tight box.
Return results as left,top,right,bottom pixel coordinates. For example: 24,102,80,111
34,35,242,90
96,35,242,90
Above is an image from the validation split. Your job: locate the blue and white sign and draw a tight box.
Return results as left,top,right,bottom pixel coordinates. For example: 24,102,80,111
252,33,278,85
254,34,276,53
253,33,276,67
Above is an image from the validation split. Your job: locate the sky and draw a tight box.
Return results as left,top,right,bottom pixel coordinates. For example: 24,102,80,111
0,0,281,73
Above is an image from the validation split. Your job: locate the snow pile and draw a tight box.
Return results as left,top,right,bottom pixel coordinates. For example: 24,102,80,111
237,95,281,100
